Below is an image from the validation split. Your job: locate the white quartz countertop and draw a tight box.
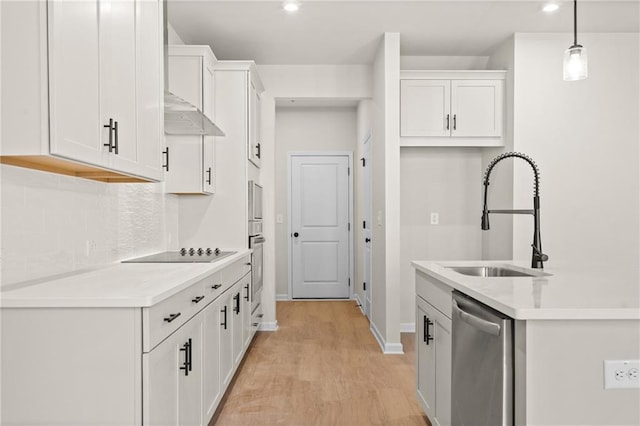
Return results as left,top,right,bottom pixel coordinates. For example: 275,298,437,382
1,250,251,308
412,260,640,320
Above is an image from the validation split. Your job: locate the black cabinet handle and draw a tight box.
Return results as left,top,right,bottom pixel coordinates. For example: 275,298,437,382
257,314,264,318
446,114,450,130
191,295,205,304
221,306,227,329
244,284,250,301
212,284,222,290
293,232,299,238
245,262,251,266
162,147,169,171
206,167,212,185
187,338,192,372
164,312,181,323
425,317,434,345
233,293,240,315
179,340,189,376
256,143,261,159
113,120,119,155
365,237,371,243
103,119,114,152
453,114,457,130
252,322,259,327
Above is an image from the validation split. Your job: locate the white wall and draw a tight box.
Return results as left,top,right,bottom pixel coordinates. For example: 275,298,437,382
399,148,483,325
401,55,489,70
370,33,402,352
482,35,516,261
256,64,372,324
511,33,639,276
0,165,178,287
273,106,357,297
257,65,371,101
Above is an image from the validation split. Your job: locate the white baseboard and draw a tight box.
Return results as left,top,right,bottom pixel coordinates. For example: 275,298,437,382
354,294,365,315
400,322,416,333
258,321,278,331
275,294,289,301
370,321,404,355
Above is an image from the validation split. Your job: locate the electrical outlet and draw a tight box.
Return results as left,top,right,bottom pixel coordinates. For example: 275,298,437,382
604,360,640,389
430,212,439,225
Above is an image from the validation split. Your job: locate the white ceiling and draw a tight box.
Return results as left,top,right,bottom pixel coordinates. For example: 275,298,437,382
168,0,640,64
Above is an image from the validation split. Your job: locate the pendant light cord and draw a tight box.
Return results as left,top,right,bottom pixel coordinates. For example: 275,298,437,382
573,0,578,46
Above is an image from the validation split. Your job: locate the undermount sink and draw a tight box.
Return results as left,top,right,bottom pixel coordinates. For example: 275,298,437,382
445,266,540,278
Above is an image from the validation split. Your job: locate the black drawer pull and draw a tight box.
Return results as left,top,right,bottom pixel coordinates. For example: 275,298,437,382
257,314,264,318
245,262,251,266
234,293,240,315
252,322,259,327
244,284,250,301
212,284,222,290
191,295,205,304
164,313,181,323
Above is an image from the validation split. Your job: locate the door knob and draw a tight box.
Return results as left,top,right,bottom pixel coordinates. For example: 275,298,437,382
365,238,371,243
293,232,299,238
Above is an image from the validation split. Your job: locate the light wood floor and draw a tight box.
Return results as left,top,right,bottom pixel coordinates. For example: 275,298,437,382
211,301,430,426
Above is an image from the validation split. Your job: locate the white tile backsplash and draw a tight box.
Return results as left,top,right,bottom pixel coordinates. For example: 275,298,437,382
0,164,178,287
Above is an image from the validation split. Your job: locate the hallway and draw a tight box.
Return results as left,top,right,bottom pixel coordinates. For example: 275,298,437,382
212,301,430,425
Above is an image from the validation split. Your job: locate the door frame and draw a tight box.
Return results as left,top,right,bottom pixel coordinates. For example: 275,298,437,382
361,131,373,320
287,151,354,300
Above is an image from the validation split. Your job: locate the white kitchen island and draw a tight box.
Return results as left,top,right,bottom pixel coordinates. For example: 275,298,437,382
1,250,257,426
412,260,640,426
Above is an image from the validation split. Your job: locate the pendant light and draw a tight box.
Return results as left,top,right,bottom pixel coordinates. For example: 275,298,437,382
563,0,588,81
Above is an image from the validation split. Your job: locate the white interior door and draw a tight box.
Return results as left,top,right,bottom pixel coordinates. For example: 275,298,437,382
290,155,350,299
361,134,372,319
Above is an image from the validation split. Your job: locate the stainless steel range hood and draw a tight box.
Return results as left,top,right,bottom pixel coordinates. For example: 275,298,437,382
163,4,224,136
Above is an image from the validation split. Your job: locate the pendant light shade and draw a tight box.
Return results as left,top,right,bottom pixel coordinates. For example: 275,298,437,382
563,0,588,81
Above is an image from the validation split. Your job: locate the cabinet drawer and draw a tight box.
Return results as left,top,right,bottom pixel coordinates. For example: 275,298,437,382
221,256,251,286
416,271,452,319
143,279,206,352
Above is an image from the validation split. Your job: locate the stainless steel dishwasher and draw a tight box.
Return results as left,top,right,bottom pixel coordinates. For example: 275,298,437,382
451,291,514,426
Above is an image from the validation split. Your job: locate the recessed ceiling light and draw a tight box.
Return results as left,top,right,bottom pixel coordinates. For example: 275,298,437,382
543,3,560,13
283,0,300,13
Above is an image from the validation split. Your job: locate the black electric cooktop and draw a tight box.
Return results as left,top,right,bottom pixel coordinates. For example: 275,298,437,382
122,248,236,263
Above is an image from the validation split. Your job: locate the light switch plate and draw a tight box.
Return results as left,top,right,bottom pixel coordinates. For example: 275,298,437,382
604,360,640,389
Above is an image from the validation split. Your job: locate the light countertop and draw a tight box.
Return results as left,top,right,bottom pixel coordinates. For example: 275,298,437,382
412,260,640,320
1,250,251,308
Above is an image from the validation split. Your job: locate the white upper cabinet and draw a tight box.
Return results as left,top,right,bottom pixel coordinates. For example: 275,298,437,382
401,80,451,137
1,0,164,182
400,71,505,147
450,79,502,137
248,81,262,168
47,0,102,165
165,45,217,195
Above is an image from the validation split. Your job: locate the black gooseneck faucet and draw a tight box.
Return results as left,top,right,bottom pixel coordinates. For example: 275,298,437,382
482,152,549,268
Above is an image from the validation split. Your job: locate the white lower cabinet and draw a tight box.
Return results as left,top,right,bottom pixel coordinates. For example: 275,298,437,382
0,255,256,426
416,272,452,426
144,313,204,426
202,296,223,422
231,280,245,366
219,287,235,388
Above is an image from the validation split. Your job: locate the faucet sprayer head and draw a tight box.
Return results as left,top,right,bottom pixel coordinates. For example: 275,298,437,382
481,209,490,230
